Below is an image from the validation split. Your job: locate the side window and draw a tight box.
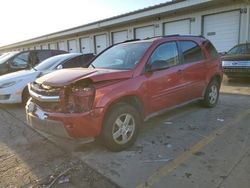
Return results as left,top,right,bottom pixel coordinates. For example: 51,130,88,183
62,56,81,68
203,41,219,59
37,51,52,62
149,42,179,70
11,52,29,68
180,41,205,64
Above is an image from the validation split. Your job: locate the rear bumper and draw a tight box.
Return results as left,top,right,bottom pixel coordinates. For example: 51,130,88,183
26,100,105,139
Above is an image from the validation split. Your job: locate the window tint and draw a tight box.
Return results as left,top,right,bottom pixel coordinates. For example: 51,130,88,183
62,56,82,68
37,51,52,62
203,41,219,59
180,41,205,63
11,52,29,68
149,42,179,69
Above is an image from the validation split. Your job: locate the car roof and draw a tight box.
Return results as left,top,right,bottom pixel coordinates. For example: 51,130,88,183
122,35,206,45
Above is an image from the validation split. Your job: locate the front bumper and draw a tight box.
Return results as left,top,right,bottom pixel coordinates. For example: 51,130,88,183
26,100,105,139
0,92,22,104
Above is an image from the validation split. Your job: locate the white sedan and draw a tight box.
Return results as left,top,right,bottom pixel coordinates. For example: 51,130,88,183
0,53,94,104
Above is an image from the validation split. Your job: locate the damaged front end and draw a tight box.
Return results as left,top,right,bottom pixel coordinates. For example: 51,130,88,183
28,79,95,114
26,79,103,140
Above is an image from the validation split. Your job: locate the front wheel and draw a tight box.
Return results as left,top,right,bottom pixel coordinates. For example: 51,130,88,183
102,103,140,152
202,80,220,108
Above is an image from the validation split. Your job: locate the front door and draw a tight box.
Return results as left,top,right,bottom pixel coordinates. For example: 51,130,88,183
146,41,185,113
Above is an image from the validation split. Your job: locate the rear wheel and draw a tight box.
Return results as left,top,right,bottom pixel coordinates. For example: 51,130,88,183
102,103,140,152
202,80,219,108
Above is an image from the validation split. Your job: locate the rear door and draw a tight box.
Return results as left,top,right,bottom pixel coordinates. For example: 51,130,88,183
146,41,184,113
178,40,207,100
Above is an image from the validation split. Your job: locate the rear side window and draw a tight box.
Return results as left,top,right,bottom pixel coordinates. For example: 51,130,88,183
37,51,52,62
179,41,205,64
62,56,82,68
203,41,219,59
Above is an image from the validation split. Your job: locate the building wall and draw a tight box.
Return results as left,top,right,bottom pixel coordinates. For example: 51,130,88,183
1,1,249,53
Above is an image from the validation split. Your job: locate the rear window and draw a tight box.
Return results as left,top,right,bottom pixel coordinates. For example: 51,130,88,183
203,41,219,59
179,41,205,64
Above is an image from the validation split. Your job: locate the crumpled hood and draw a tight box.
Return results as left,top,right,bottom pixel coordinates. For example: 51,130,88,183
0,69,39,83
35,68,133,87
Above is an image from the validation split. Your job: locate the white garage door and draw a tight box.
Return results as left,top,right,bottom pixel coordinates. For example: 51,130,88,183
95,34,107,54
164,19,190,35
112,30,128,44
49,43,57,50
35,46,41,50
58,41,65,51
203,11,240,52
135,25,155,39
68,39,77,53
80,37,91,54
41,44,48,50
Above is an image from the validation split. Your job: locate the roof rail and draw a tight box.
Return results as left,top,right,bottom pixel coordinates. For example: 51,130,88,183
122,39,141,43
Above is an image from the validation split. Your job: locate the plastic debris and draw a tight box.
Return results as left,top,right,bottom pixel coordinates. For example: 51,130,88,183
164,121,173,125
143,158,173,163
58,176,70,184
166,144,172,148
217,118,224,122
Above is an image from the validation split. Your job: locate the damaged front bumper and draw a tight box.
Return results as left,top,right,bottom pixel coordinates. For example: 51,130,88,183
26,99,104,141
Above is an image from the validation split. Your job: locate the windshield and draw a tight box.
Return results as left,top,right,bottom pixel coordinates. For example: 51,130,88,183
0,52,19,65
90,42,152,70
227,44,250,55
34,54,74,71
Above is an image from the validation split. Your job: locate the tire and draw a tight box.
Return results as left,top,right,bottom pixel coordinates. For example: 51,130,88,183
102,103,140,152
202,80,220,108
22,87,30,105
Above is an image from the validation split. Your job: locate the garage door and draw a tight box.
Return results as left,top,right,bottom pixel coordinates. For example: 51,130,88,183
80,37,91,54
95,34,107,54
203,11,240,52
164,19,190,35
35,46,41,50
49,43,57,50
58,41,65,51
41,44,48,50
135,25,155,39
68,39,77,53
112,30,128,44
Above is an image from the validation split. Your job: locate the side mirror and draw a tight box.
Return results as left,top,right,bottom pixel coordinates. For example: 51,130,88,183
56,64,63,69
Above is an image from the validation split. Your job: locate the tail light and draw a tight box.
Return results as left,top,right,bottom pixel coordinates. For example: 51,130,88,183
66,86,95,113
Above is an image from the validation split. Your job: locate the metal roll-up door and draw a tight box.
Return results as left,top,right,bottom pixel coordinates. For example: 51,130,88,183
135,25,155,39
164,19,191,35
203,11,240,52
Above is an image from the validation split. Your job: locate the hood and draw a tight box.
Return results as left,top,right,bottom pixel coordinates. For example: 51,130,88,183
36,68,133,87
0,69,39,83
221,54,250,61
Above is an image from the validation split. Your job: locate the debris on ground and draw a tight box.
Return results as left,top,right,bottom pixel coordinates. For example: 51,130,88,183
143,158,173,163
217,118,225,122
188,124,199,130
164,121,173,125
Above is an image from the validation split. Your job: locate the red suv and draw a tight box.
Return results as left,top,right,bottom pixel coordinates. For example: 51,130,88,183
26,35,222,151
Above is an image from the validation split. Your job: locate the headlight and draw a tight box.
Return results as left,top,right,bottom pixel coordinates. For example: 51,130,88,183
0,81,18,88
